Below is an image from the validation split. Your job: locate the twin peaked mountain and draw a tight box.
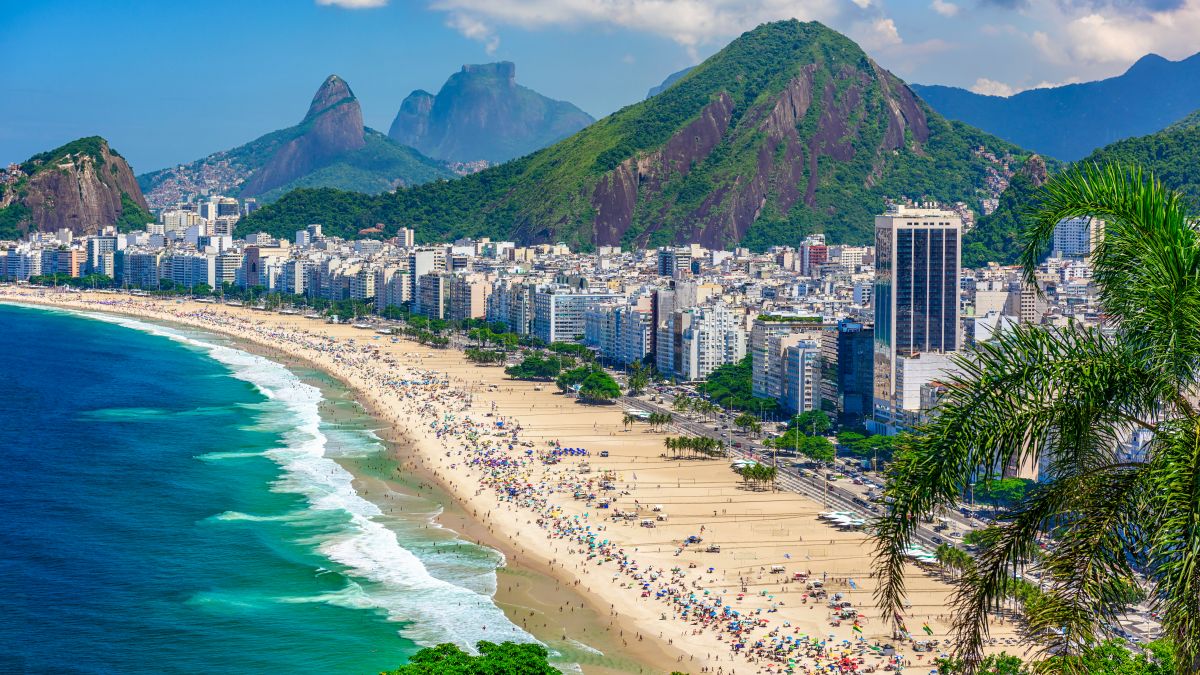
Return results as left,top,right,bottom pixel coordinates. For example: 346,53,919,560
242,20,1031,249
139,65,590,207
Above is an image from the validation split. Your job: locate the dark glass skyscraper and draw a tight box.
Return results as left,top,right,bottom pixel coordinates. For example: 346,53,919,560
873,205,961,432
836,319,873,429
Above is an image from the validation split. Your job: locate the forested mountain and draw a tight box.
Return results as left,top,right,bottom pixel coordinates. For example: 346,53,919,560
138,76,451,207
912,51,1200,161
962,111,1200,266
0,137,153,239
240,20,1034,249
388,62,594,164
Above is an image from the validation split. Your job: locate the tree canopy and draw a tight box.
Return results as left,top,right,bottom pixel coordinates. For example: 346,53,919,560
382,641,560,675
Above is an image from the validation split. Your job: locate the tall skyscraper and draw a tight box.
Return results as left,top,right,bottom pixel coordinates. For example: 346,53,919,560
873,205,961,433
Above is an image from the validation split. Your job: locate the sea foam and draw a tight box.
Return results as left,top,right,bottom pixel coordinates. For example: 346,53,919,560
80,312,537,650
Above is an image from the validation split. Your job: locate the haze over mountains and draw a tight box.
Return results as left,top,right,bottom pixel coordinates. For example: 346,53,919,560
912,52,1200,162
242,20,1032,250
389,62,594,165
138,75,452,208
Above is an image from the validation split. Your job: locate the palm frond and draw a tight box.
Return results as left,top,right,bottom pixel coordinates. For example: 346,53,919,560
1021,162,1200,384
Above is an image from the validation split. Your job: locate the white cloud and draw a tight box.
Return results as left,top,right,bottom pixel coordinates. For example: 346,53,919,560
970,77,1015,96
859,17,902,49
445,11,500,54
316,0,387,8
930,0,959,17
1033,1,1200,66
1029,76,1082,90
429,0,845,48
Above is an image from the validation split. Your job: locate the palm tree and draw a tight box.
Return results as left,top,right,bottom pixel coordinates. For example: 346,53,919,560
874,164,1200,673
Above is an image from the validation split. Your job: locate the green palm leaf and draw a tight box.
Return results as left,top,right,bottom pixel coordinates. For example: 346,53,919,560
875,163,1200,674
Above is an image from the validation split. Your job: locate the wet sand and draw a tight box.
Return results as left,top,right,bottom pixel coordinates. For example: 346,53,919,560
2,287,1025,675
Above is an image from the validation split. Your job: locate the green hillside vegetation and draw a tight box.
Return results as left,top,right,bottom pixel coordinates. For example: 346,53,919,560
0,202,30,240
239,20,1029,248
20,136,113,174
962,169,1044,268
115,192,154,232
963,111,1200,266
1079,112,1200,206
139,128,452,203
254,130,453,202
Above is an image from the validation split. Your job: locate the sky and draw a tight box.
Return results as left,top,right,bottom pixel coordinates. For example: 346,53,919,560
3,0,1199,173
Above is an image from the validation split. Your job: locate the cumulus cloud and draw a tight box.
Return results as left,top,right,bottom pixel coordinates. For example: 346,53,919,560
970,77,1015,96
930,0,959,17
860,17,902,48
429,0,846,48
445,11,500,54
1034,0,1200,65
316,0,387,8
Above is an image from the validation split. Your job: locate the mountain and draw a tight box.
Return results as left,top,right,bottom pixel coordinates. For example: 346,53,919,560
647,67,694,98
912,52,1200,161
0,137,153,239
241,21,1034,249
387,62,595,164
961,111,1200,267
138,75,452,207
1081,108,1200,204
961,155,1049,268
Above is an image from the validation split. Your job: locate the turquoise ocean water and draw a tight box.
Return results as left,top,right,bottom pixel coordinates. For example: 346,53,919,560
0,303,535,674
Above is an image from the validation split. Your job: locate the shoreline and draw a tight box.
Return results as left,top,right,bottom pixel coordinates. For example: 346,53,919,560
3,287,1024,675
2,293,674,674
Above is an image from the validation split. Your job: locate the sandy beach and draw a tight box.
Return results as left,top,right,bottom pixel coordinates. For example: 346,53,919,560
2,286,1023,674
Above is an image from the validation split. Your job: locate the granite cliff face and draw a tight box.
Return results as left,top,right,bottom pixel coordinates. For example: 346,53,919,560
138,75,451,206
244,21,1032,249
240,75,367,196
0,137,151,237
388,62,594,164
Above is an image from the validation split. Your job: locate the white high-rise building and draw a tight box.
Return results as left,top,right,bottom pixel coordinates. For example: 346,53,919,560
1051,216,1103,261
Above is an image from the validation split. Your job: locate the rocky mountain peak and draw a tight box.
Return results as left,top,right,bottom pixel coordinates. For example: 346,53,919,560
0,136,151,237
387,61,593,164
304,74,357,123
241,75,367,197
460,61,516,86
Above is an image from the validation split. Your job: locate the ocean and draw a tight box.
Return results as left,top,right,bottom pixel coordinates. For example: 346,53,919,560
0,303,536,674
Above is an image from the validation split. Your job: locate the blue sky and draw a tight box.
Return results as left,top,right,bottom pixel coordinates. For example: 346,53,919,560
3,0,1198,173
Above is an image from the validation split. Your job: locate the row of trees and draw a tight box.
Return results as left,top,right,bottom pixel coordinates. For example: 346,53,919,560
385,641,560,674
663,435,726,459
735,463,778,490
673,395,721,419
464,348,505,364
624,412,672,431
934,640,1174,675
935,543,975,578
